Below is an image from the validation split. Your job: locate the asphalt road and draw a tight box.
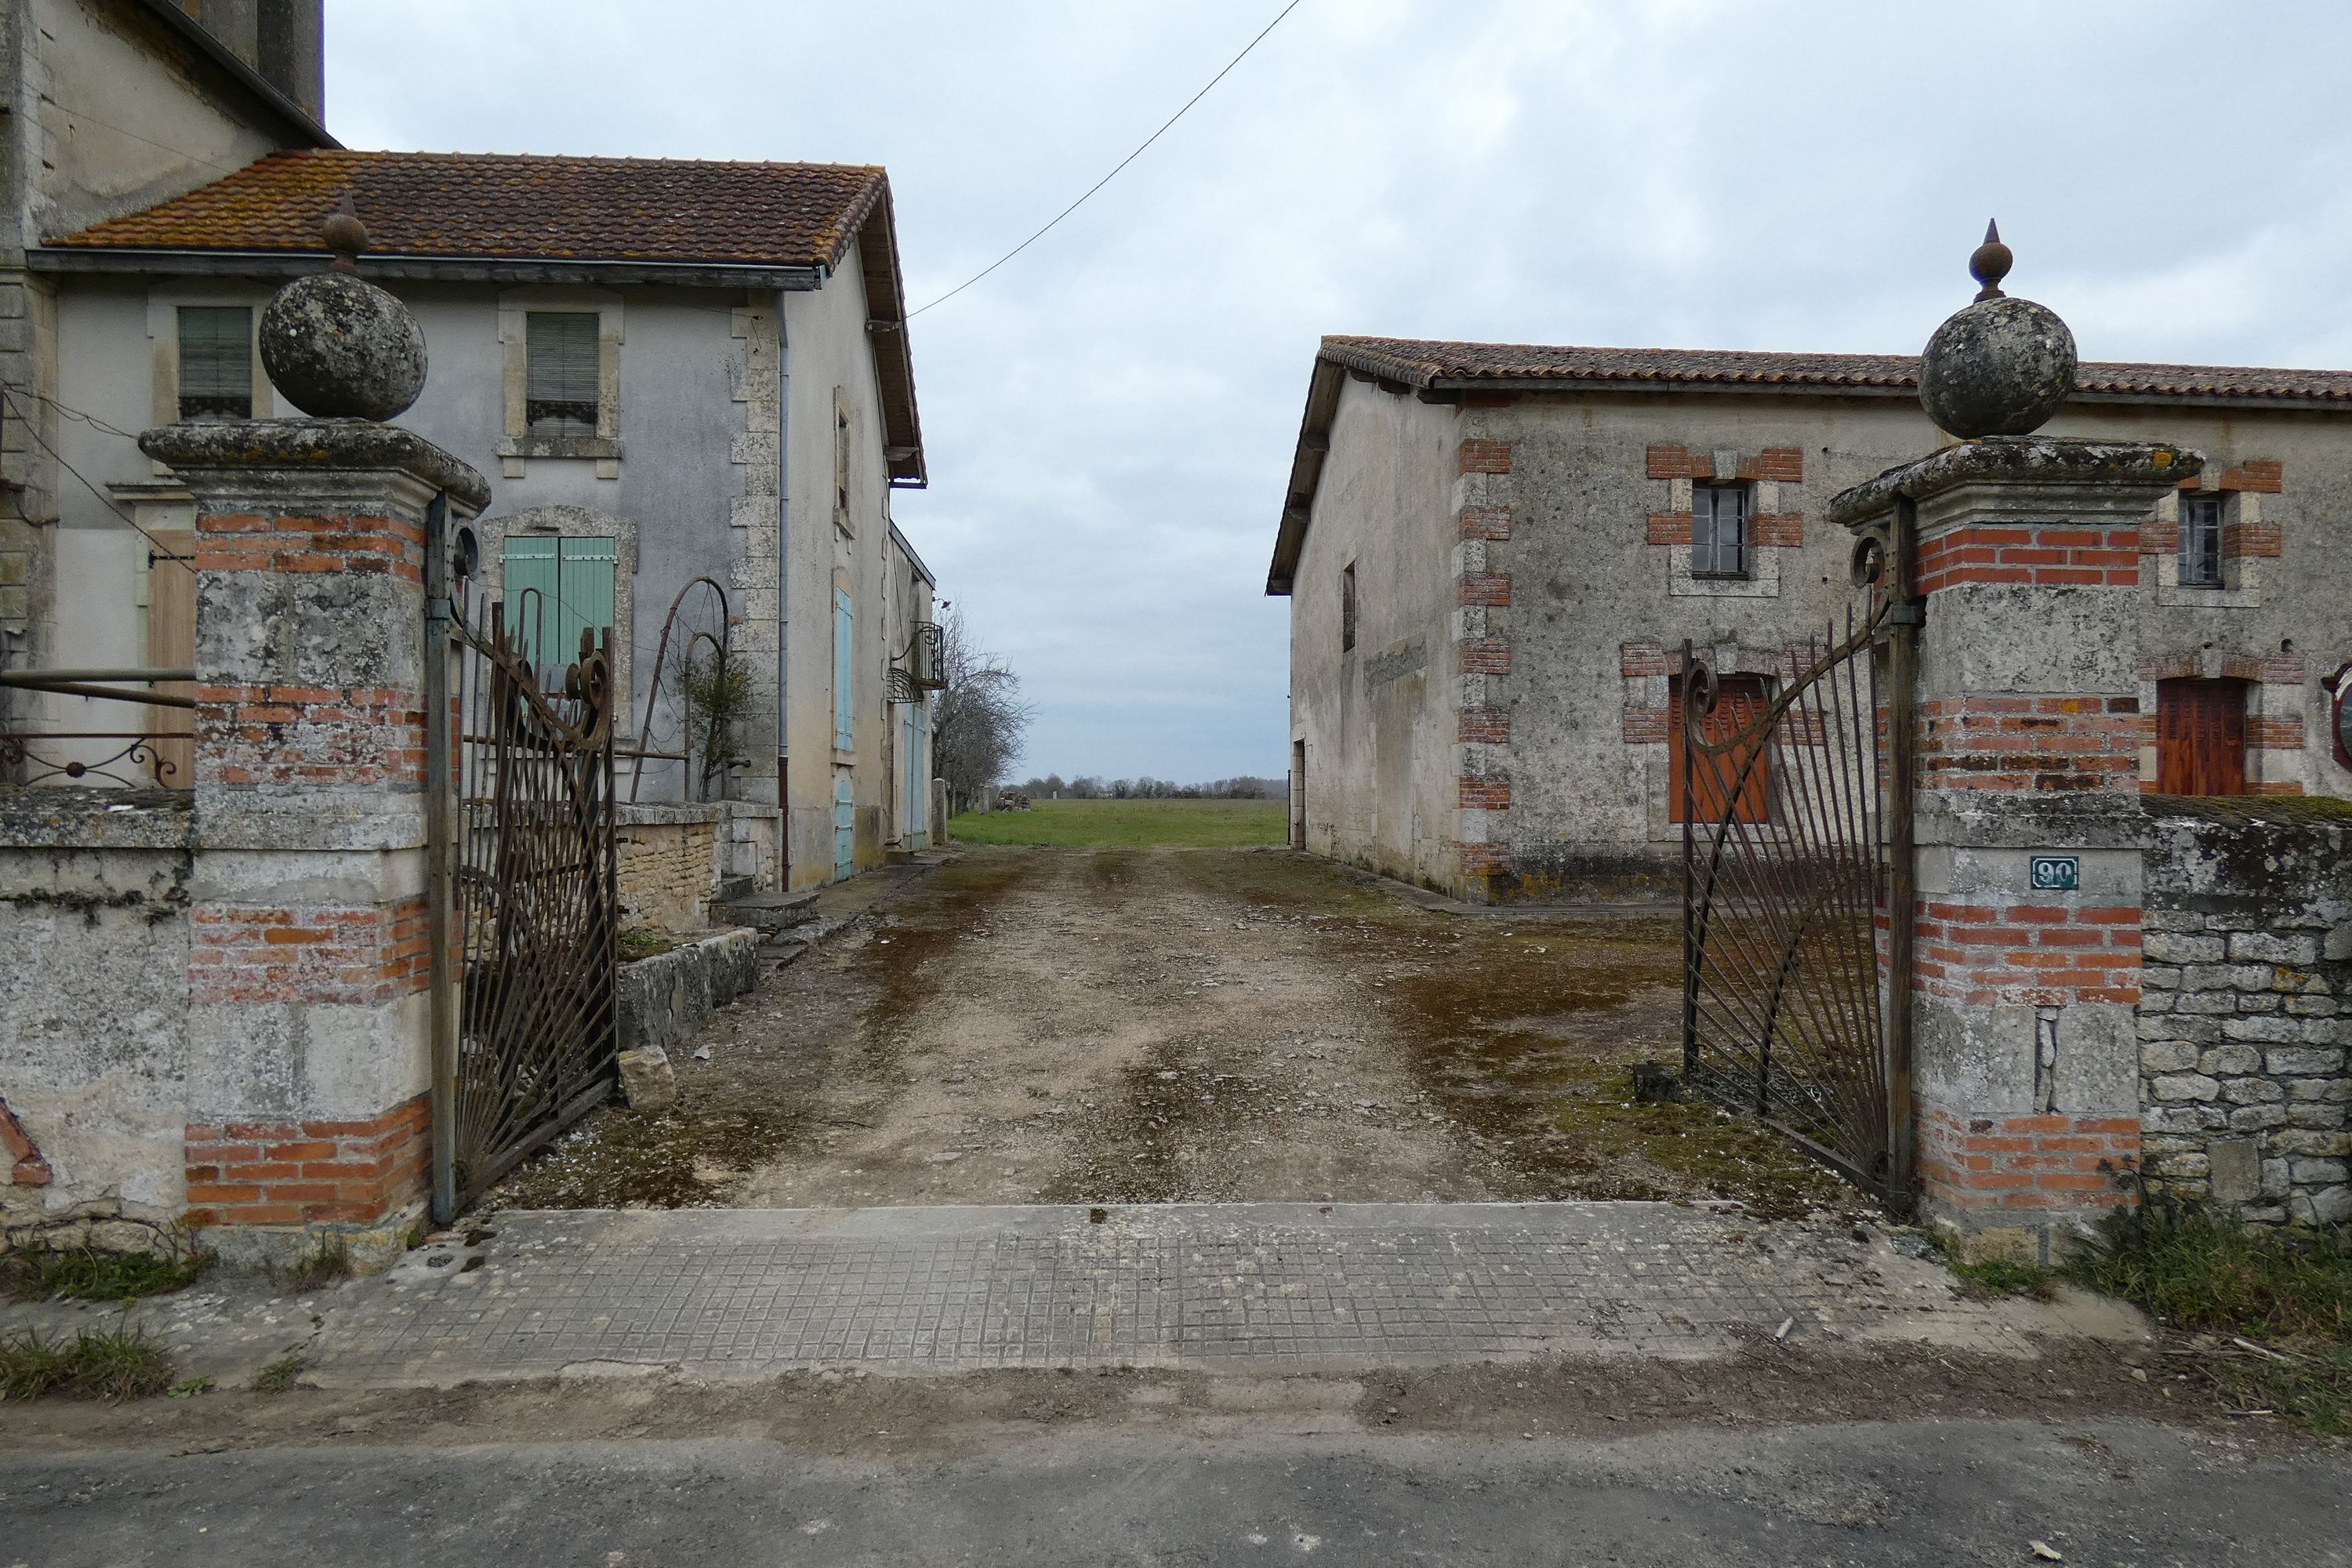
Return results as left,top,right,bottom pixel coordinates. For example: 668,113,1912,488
4,1417,2343,1566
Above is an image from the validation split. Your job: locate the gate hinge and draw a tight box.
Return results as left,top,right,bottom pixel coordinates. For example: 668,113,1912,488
1882,602,1925,627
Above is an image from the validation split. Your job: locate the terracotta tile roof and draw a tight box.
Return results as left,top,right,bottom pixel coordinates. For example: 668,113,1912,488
1321,335,2352,405
51,149,886,269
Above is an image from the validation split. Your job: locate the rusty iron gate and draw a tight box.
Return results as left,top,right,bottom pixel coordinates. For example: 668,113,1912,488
1680,529,1915,1204
426,504,620,1221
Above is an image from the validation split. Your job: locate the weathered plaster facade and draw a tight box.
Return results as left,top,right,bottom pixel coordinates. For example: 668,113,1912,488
1272,343,2352,904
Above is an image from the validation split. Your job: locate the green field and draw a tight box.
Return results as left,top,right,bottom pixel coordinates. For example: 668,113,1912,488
947,797,1287,848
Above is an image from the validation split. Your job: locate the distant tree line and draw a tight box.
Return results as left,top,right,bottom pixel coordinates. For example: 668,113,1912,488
1014,773,1284,800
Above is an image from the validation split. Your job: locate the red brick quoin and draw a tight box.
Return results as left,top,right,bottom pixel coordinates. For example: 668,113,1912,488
183,1094,430,1228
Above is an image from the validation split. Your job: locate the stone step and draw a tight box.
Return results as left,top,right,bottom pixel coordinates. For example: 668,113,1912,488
711,887,821,939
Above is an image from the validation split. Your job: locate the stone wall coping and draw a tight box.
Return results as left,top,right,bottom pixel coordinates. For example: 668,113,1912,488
618,802,726,827
138,418,491,511
1827,435,2205,529
1917,788,2153,851
0,788,194,850
2145,796,2352,829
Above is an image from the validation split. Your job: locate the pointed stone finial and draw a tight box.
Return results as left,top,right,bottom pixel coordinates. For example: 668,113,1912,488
1969,219,2013,303
321,192,368,275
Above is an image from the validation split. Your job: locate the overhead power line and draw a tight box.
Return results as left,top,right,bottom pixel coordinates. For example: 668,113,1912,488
907,0,1304,319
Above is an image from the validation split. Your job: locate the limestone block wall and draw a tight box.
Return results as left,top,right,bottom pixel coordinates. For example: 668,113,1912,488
2136,799,2352,1225
0,791,194,1250
616,803,720,933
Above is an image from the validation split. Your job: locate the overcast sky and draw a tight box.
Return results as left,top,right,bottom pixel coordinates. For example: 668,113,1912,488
328,0,2352,784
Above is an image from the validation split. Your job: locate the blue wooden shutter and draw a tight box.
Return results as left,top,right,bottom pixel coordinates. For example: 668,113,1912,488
525,311,600,434
833,588,855,753
502,537,561,670
555,537,617,669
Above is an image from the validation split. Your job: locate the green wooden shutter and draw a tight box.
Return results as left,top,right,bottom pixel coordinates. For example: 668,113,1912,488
525,311,600,434
177,307,252,421
833,588,855,753
502,537,561,670
555,537,617,670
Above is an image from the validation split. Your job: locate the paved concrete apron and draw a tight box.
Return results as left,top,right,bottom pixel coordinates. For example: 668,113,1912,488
5,1203,2138,1388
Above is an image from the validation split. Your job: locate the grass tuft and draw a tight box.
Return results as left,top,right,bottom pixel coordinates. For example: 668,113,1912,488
2,1243,211,1304
1946,1253,2060,1302
252,1349,308,1392
0,1327,176,1402
2065,1200,2351,1340
2065,1197,2352,1436
267,1240,352,1295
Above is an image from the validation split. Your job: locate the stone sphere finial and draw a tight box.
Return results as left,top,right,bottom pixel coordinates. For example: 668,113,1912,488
256,194,426,421
1916,221,2076,440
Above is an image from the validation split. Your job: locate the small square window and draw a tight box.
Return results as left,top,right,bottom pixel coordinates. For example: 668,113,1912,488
176,306,251,422
2180,495,2224,587
1341,562,1358,652
525,311,600,436
1690,483,1748,579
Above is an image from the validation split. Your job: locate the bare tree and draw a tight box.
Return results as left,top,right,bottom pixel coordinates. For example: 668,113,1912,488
931,608,1033,812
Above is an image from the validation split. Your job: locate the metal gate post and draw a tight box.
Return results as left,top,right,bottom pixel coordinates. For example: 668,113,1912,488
423,492,459,1227
1679,639,1698,1083
1882,494,1922,1214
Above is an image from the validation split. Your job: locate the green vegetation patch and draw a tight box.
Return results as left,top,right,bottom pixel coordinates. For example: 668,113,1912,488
2,1243,211,1303
949,797,1286,849
2065,1200,2352,1436
0,1327,176,1402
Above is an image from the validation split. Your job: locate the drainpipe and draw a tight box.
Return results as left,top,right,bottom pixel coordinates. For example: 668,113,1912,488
775,287,791,808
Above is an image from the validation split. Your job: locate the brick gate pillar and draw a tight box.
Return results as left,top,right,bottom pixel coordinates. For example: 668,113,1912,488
140,420,487,1270
1833,437,2199,1259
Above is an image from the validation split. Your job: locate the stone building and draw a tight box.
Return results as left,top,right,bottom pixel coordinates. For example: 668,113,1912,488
0,0,329,666
13,146,940,889
1269,336,2352,903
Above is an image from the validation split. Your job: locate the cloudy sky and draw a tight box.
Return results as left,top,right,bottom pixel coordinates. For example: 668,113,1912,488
329,0,2350,784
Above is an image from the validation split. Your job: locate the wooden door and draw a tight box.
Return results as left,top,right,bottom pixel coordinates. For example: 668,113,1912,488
2157,679,2247,796
144,531,196,787
1671,674,1771,824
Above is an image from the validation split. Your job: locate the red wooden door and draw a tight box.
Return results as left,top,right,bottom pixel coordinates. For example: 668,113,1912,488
2156,679,2247,796
1671,675,1771,823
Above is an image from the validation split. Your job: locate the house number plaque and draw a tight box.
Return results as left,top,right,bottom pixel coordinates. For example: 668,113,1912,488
2028,855,2081,892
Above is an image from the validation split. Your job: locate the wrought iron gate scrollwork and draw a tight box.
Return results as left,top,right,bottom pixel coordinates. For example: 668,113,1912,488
1680,580,1901,1200
430,550,619,1218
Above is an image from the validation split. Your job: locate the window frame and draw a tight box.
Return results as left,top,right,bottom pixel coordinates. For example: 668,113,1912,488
522,310,601,438
175,305,255,423
495,288,624,474
2178,494,2225,589
1690,482,1751,580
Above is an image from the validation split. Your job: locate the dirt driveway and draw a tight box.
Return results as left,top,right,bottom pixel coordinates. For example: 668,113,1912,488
496,848,1855,1218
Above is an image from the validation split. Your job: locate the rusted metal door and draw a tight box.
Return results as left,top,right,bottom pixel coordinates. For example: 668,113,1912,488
427,507,619,1220
1680,584,1904,1202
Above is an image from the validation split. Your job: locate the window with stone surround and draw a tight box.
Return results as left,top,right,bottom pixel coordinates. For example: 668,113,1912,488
2179,494,2223,588
524,312,599,436
176,307,252,422
1690,483,1748,579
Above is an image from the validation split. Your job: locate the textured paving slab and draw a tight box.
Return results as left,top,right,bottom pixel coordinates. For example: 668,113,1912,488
3,1203,2140,1388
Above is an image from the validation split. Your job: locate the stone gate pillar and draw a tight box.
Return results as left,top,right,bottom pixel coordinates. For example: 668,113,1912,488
1835,439,2195,1258
135,206,488,1269
136,422,486,1269
1830,227,2198,1259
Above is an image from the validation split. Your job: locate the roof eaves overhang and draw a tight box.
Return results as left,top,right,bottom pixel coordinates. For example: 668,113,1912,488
1412,373,2352,415
1265,354,1348,597
849,181,927,490
30,245,829,291
888,521,937,588
130,0,339,151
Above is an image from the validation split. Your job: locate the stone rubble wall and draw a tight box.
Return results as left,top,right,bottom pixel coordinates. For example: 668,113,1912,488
616,804,720,934
618,927,760,1058
2136,798,2352,1225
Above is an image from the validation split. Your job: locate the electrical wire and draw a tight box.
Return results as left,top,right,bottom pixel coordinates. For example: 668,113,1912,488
0,386,199,574
906,0,1303,318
